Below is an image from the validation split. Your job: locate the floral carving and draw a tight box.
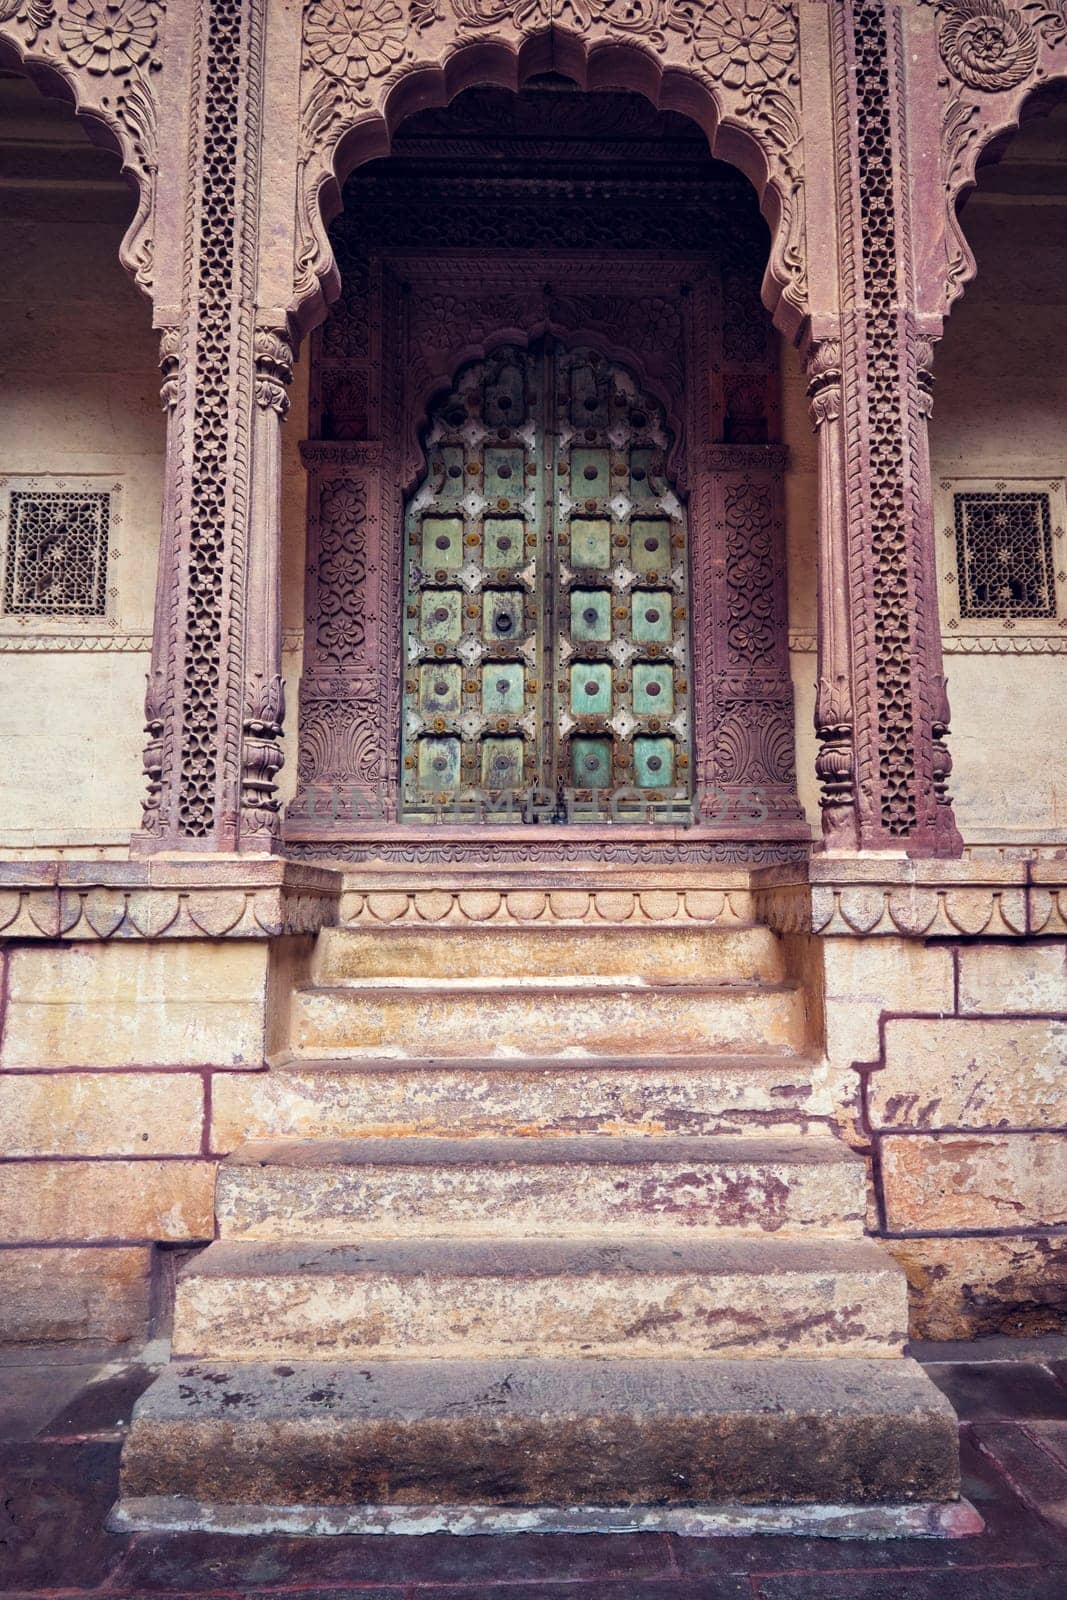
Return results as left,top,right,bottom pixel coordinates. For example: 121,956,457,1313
0,0,53,39
693,0,796,90
939,0,1039,92
1024,0,1067,47
305,0,407,93
58,0,157,73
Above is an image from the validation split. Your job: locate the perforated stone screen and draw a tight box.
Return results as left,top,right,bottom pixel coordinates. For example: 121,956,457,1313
954,491,1055,620
0,479,118,625
936,477,1067,649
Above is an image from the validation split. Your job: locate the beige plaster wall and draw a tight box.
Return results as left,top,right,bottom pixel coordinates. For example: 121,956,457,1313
931,189,1067,844
0,82,162,851
0,80,309,845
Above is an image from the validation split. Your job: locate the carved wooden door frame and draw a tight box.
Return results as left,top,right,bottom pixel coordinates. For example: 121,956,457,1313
286,249,808,865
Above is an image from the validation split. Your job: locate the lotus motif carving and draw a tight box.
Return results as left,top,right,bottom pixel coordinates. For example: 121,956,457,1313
305,0,408,90
58,0,157,73
693,0,796,90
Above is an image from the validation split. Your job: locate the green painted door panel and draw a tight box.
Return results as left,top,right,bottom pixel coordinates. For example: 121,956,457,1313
401,341,690,818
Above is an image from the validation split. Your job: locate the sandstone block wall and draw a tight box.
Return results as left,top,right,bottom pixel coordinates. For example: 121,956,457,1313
853,942,1067,1339
0,937,271,1345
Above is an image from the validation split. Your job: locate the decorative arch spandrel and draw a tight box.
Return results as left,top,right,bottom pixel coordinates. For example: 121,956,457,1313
0,1,167,298
293,1,810,343
934,0,1067,313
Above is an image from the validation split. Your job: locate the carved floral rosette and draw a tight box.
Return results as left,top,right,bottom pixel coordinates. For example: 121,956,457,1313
938,0,1067,309
294,0,807,341
0,0,165,293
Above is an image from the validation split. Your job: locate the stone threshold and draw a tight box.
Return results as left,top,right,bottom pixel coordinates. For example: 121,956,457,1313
109,1494,984,1541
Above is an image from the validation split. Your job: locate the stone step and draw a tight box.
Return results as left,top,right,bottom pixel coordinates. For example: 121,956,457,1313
118,1355,960,1509
211,1055,826,1147
216,1135,868,1242
173,1236,907,1363
291,980,807,1060
313,923,786,984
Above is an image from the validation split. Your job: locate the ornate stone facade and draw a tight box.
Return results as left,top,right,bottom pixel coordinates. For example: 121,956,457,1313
3,0,1067,1369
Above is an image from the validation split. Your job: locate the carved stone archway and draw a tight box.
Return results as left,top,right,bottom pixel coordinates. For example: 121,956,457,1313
285,80,807,864
292,12,809,344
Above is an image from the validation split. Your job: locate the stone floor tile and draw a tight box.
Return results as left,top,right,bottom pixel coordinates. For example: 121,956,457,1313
923,1361,1067,1422
915,1336,1067,1365
974,1421,1067,1529
0,1340,128,1367
112,1530,676,1592
752,1568,1067,1598
37,1361,159,1438
0,1360,104,1440
1028,1421,1067,1470
0,1441,128,1592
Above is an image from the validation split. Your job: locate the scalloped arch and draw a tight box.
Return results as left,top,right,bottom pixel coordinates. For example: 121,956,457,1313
0,30,156,299
293,25,807,344
943,75,1067,314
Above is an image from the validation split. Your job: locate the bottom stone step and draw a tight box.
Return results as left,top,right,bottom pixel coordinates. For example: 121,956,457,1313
120,1356,959,1509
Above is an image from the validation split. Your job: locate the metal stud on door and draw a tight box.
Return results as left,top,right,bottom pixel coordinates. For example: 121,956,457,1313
401,341,691,819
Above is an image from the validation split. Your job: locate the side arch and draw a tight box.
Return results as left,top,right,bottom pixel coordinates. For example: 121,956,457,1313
0,17,162,298
293,15,808,344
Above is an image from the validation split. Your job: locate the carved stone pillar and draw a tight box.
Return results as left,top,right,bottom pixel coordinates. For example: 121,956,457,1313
135,0,284,854
820,0,964,856
806,338,859,850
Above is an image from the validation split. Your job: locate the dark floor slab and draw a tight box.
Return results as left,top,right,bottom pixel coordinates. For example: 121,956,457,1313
974,1422,1067,1530
37,1361,159,1438
923,1361,1067,1422
1028,1421,1067,1471
0,1440,128,1592
752,1568,1067,1599
409,1585,749,1600
111,1529,675,1592
671,1433,1067,1577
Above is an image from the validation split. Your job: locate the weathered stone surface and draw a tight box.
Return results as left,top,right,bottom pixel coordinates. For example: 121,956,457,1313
119,1356,960,1507
217,1135,867,1242
0,1071,204,1156
958,944,1067,1016
292,980,807,1061
821,939,955,1071
210,1057,826,1149
0,1159,215,1243
1,942,268,1068
314,924,785,984
881,1133,1067,1233
0,1245,152,1343
886,1235,1067,1340
871,1018,1067,1130
174,1236,907,1362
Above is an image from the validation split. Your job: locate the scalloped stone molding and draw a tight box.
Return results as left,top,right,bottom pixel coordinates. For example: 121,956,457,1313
0,859,341,940
754,860,1067,938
